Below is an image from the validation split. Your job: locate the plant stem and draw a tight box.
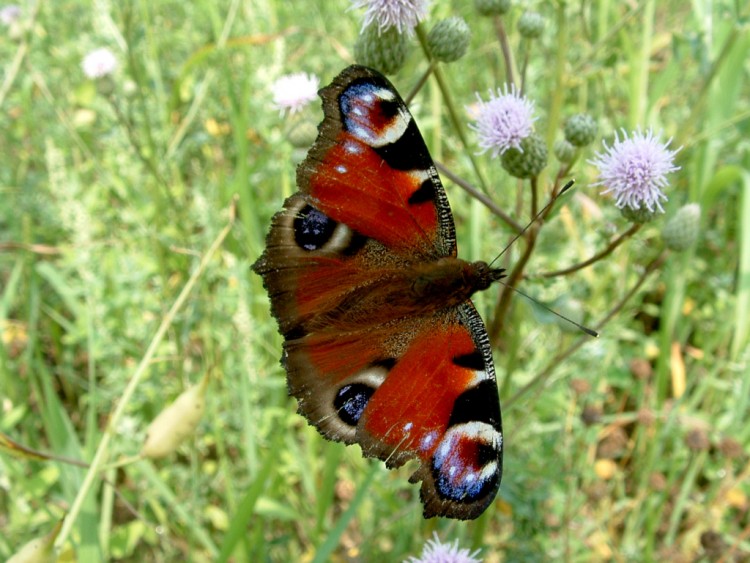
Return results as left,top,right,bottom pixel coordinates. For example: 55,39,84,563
415,24,491,196
538,223,642,278
435,162,523,233
489,225,538,346
54,199,237,553
493,16,515,87
404,60,436,106
530,176,539,217
505,250,668,409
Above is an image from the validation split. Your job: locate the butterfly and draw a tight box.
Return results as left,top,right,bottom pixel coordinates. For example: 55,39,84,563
253,65,505,520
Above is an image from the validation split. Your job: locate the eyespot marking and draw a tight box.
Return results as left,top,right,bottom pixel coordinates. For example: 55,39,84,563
293,205,337,251
334,383,376,426
431,423,502,503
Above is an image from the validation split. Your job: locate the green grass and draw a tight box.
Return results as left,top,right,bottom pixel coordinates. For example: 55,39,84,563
1,0,749,560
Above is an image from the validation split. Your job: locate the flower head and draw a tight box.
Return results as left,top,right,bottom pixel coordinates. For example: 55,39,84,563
270,72,319,115
589,128,680,213
351,0,430,35
469,85,537,157
406,532,483,563
0,4,21,26
82,48,118,79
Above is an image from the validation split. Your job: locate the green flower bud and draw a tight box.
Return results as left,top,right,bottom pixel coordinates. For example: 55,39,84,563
142,374,209,459
518,12,544,39
620,206,659,224
287,120,318,148
662,203,701,251
427,17,471,63
564,113,598,147
474,0,511,16
553,139,576,163
354,25,409,75
501,133,548,178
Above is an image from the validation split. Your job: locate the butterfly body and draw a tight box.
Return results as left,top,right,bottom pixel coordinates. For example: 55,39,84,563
253,66,504,520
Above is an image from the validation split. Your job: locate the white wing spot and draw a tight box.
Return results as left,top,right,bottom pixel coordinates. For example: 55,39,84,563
344,141,362,154
465,472,477,483
374,88,395,101
449,465,457,477
438,440,451,459
403,422,413,433
352,107,364,116
361,93,375,103
420,431,437,451
335,165,347,174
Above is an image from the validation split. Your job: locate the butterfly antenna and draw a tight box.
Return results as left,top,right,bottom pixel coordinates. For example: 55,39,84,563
488,180,575,269
499,280,599,337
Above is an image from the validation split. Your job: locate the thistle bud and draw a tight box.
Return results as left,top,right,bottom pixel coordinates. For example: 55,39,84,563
142,374,209,459
427,17,471,63
662,203,701,251
518,12,544,39
287,120,318,148
354,26,409,75
474,0,511,16
501,132,548,178
564,113,598,147
620,205,658,224
553,139,576,163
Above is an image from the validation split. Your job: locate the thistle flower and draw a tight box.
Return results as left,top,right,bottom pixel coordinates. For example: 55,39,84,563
0,4,21,26
589,129,680,213
351,0,430,35
81,47,118,79
406,532,483,563
470,86,537,157
270,72,320,115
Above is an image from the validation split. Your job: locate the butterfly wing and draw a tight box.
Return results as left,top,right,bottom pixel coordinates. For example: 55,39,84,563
298,65,457,259
253,66,503,520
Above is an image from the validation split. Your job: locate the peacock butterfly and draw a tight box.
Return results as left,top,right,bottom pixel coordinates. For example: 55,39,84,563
253,65,505,520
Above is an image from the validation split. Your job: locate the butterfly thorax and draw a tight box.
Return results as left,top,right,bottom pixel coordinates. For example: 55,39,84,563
305,258,505,333
411,258,505,305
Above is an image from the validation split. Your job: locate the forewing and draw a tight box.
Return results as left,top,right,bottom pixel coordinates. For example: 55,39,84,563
298,65,456,259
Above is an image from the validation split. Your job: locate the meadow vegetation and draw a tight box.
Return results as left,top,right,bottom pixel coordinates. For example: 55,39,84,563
1,0,749,560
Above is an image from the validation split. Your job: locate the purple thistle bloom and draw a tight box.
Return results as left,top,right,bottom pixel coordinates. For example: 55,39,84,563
270,72,320,115
589,128,681,213
405,532,483,563
469,86,537,157
350,0,430,35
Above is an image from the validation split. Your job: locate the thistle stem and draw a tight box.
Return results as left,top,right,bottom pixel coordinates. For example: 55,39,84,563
505,250,668,409
538,223,642,278
493,16,515,87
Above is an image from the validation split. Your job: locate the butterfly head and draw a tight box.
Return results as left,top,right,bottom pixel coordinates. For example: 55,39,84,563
469,261,506,292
